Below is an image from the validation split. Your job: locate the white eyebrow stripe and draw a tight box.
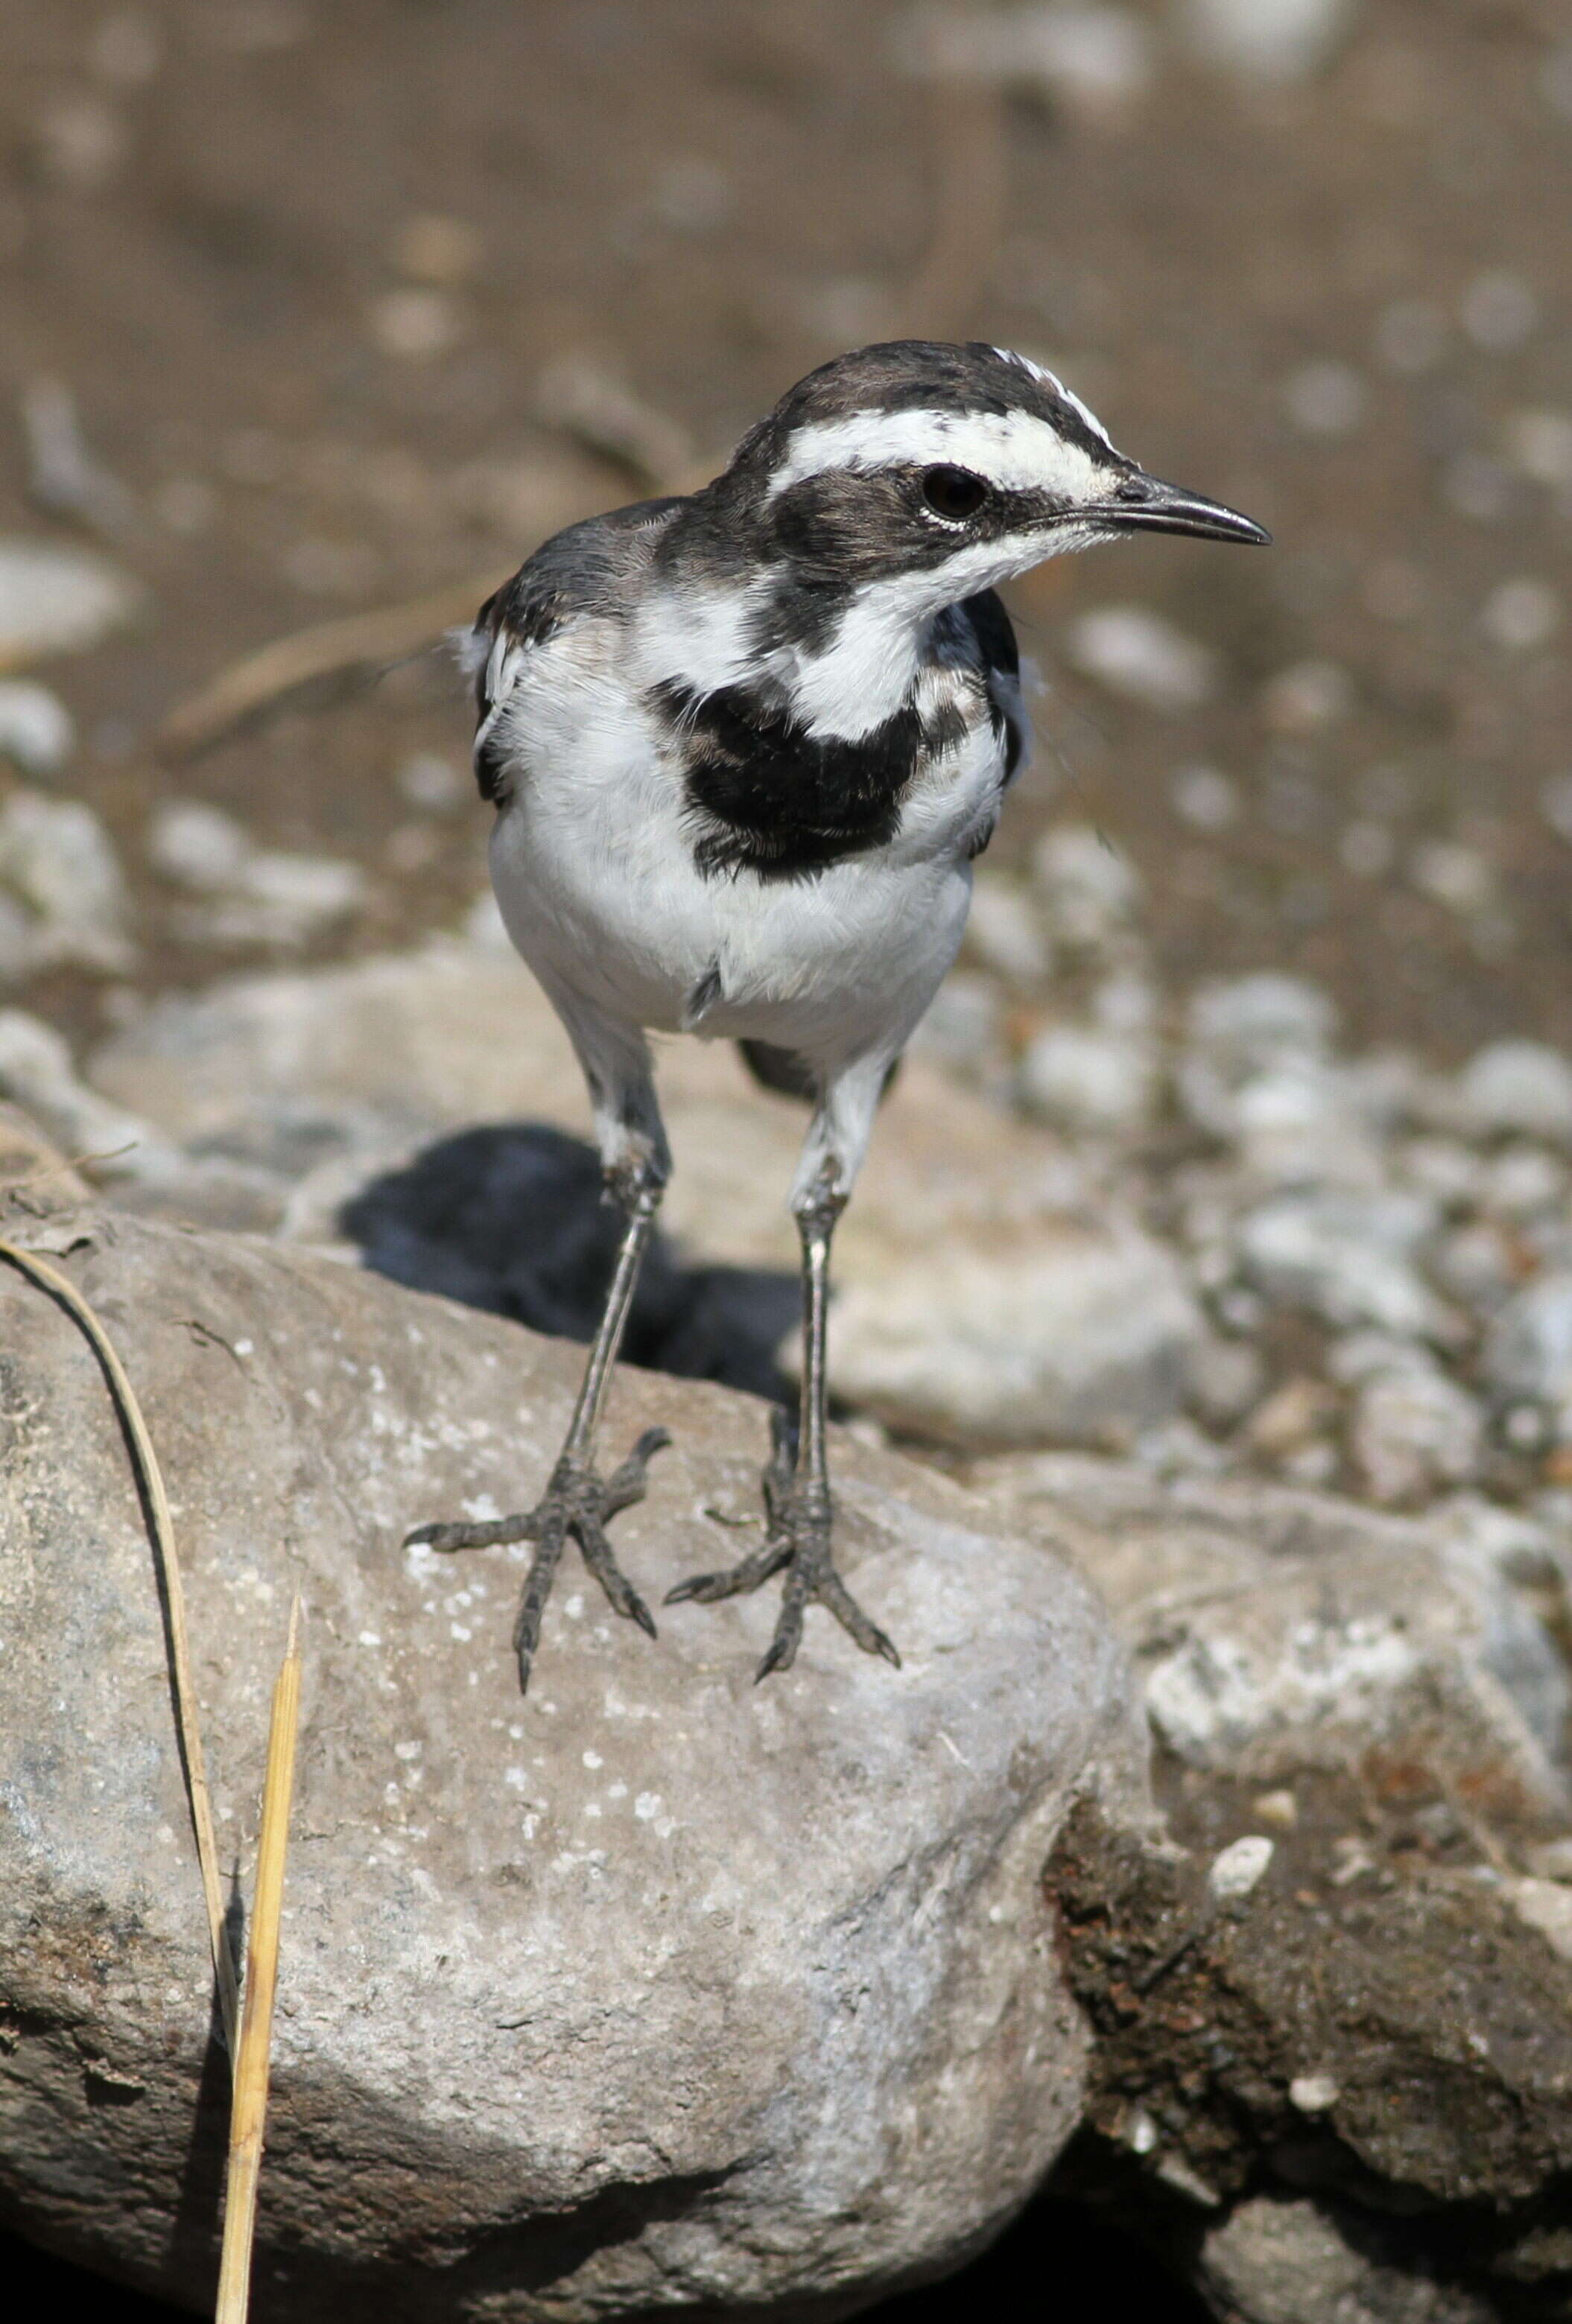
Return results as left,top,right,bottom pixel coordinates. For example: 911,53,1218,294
991,347,1114,449
764,403,1114,501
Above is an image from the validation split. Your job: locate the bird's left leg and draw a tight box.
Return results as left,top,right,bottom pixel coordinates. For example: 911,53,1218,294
405,1004,673,1692
667,1049,900,1680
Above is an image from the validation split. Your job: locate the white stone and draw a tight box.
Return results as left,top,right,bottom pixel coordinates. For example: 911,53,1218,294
1018,1023,1156,1135
0,538,139,666
1348,1363,1484,1508
965,870,1050,983
1282,360,1366,438
1063,603,1217,713
1030,822,1144,949
1169,762,1238,830
1288,2072,1339,2112
0,787,134,975
0,681,74,775
1457,1041,1572,1146
1208,1835,1273,1902
1461,271,1538,354
1237,1189,1448,1340
147,799,252,890
1506,1879,1572,1963
1177,0,1356,83
1480,577,1561,653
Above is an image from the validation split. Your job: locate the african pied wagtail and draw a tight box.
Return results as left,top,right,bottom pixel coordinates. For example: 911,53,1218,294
407,338,1269,1692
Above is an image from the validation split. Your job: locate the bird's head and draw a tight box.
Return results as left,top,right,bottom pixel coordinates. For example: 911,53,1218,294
713,338,1268,613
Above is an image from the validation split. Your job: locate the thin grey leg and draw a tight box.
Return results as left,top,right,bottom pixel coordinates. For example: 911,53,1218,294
405,1158,671,1692
666,1172,899,1680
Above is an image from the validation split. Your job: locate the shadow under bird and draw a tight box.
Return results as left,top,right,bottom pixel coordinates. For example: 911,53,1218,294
406,337,1270,1691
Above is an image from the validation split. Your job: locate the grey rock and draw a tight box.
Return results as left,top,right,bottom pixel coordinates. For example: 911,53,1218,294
86,937,1206,1452
1061,604,1217,713
972,1454,1570,1803
1483,1270,1572,1425
0,1009,282,1227
827,1220,1205,1452
1018,1023,1158,1136
0,1208,1144,2322
1198,2195,1493,2324
0,679,74,775
1185,971,1339,1070
0,787,135,976
1178,0,1359,86
1348,1361,1484,1508
148,798,369,948
0,536,140,664
1028,824,1143,955
1455,1039,1572,1146
963,869,1050,984
1236,1188,1451,1341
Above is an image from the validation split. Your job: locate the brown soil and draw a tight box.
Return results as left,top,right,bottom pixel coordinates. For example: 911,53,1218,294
2,1,1569,1057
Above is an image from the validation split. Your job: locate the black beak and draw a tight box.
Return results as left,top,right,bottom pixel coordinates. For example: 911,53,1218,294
1100,470,1271,547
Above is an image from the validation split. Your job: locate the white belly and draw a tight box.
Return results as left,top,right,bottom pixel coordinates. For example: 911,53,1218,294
487,661,995,1066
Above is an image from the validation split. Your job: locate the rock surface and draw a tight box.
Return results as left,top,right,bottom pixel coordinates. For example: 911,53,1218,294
84,937,1207,1450
0,1207,1144,2323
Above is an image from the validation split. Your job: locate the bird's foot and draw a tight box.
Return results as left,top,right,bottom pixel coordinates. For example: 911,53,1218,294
665,1410,900,1680
405,1425,671,1692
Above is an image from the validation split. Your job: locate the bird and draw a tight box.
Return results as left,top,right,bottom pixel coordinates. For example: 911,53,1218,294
405,338,1269,1693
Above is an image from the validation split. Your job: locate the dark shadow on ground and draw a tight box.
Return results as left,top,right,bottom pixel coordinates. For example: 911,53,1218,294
0,2193,1211,2320
340,1123,800,1406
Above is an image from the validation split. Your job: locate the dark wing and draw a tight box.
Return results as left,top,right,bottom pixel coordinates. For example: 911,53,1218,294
959,588,1026,785
468,495,686,803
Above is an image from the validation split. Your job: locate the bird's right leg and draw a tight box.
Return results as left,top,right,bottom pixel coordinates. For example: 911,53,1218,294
404,1005,673,1693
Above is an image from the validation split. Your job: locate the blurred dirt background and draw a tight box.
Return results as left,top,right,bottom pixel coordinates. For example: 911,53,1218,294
2,0,1570,1067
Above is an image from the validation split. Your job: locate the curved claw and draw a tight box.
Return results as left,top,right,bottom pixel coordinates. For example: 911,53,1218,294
404,1514,529,1553
665,1535,791,1606
407,1423,671,1694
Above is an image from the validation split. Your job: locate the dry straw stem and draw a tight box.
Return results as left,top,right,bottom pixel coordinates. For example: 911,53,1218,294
215,1596,303,2324
0,1236,241,2053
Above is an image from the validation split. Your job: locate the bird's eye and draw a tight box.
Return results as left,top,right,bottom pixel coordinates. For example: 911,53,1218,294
922,466,988,522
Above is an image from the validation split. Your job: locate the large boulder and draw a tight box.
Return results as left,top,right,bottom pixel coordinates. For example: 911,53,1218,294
0,1207,1144,2322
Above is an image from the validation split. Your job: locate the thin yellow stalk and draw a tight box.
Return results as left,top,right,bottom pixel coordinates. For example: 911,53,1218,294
0,1237,240,2052
215,1597,302,2324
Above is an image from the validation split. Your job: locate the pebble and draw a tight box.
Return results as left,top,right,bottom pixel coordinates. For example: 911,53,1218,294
394,750,466,812
1178,0,1355,82
0,538,140,667
1030,823,1143,951
910,970,1007,1082
1348,1361,1484,1508
1460,271,1538,355
1237,1189,1445,1339
0,788,134,977
1258,659,1353,734
1480,578,1561,654
965,871,1051,984
1282,360,1366,439
0,682,74,775
148,799,367,947
1018,1023,1157,1135
367,287,465,361
1455,1042,1572,1146
1170,763,1238,831
1208,1835,1273,1903
1483,1274,1572,1422
1504,411,1572,492
1062,604,1217,714
1288,2073,1339,2113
